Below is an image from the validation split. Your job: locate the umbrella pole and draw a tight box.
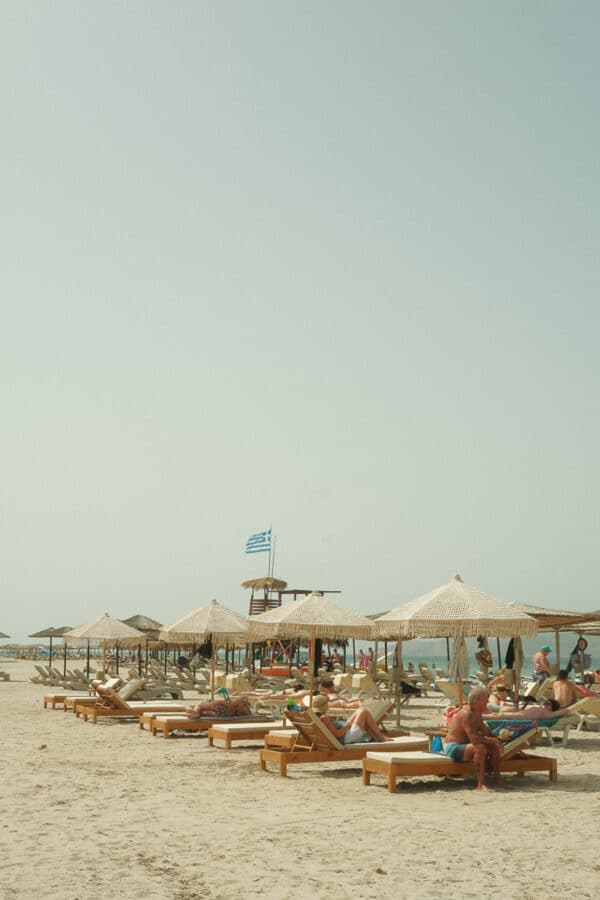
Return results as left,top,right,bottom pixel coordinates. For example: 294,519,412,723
352,639,356,669
555,628,560,672
86,640,90,678
395,639,403,728
446,637,450,664
211,641,216,701
49,636,53,670
309,625,317,700
63,641,67,678
116,643,119,676
496,637,502,669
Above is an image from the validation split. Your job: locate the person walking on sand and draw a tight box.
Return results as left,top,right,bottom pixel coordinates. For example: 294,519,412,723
442,685,507,791
532,644,552,684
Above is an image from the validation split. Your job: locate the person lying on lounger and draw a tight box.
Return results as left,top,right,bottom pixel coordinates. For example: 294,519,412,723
443,686,507,792
485,699,572,719
316,677,362,708
185,697,252,720
242,683,308,700
310,695,393,743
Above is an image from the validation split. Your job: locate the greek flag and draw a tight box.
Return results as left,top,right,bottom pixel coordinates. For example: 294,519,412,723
245,529,271,554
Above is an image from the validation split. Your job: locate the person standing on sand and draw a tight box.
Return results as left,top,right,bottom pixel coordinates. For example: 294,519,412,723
532,644,552,684
443,685,508,792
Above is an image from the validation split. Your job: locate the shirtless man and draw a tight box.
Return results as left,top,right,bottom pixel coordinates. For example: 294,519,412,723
443,686,506,791
485,698,572,720
532,645,552,684
553,670,578,708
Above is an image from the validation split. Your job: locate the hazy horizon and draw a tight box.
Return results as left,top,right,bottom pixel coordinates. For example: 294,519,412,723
2,4,599,644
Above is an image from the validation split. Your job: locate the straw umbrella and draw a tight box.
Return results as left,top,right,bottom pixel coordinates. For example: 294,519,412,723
373,575,538,708
63,614,146,676
0,631,10,639
247,591,373,699
28,626,73,670
121,615,163,674
159,599,249,699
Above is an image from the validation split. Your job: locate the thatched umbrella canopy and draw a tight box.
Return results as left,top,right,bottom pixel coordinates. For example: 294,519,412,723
63,614,146,675
373,575,537,709
247,591,373,697
241,577,288,592
121,614,162,640
28,626,74,668
0,631,10,639
373,575,537,640
160,599,249,698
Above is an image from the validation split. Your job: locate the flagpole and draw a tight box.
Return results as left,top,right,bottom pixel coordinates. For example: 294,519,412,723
270,537,277,578
266,524,272,579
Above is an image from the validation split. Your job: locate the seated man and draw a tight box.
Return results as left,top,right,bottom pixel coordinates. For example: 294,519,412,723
311,694,393,743
553,670,578,708
185,697,252,720
442,685,507,792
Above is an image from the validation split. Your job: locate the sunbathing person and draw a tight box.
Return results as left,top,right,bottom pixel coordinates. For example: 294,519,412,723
553,670,578,708
185,697,252,720
311,694,393,743
485,698,572,720
443,685,507,792
317,677,361,709
487,683,514,711
242,683,308,701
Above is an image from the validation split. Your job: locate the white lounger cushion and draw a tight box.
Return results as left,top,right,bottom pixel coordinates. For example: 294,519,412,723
209,722,283,733
366,750,452,765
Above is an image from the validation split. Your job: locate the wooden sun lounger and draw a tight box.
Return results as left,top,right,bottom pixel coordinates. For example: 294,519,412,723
147,713,274,739
207,721,288,749
362,728,557,792
74,686,187,724
259,708,428,777
43,691,92,709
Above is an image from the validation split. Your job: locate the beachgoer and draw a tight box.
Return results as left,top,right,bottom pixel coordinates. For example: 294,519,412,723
407,662,415,674
185,697,251,720
442,685,507,791
485,698,571,720
368,648,376,676
486,683,513,711
553,670,578,708
243,683,308,701
358,649,369,670
532,645,552,684
311,694,393,743
316,677,361,708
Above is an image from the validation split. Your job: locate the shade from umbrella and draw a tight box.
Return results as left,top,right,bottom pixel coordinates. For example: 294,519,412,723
160,600,249,698
372,575,538,639
247,591,373,697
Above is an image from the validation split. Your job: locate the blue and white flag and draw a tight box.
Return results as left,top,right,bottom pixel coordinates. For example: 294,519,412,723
245,529,271,554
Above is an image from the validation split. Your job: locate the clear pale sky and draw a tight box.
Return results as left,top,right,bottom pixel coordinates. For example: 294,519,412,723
2,3,599,642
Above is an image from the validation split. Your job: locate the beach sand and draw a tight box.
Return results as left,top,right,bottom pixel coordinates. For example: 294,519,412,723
2,659,599,900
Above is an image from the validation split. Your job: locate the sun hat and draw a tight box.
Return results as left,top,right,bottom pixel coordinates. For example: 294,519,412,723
541,645,551,652
311,695,329,713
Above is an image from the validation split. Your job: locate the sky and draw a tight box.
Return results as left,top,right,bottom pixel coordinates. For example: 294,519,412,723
1,2,599,643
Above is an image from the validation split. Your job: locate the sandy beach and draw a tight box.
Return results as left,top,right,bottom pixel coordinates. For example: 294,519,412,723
2,658,599,900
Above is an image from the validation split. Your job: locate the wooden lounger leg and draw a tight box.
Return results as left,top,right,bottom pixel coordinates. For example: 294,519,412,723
388,771,397,793
225,736,232,750
207,733,214,747
259,755,267,771
550,760,558,782
279,757,287,777
362,767,371,786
